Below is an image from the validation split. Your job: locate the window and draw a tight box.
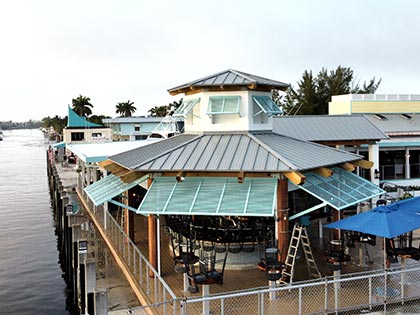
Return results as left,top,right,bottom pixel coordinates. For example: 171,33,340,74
92,133,102,138
134,125,141,131
252,96,282,116
207,96,240,116
173,98,200,117
135,135,148,140
71,132,84,141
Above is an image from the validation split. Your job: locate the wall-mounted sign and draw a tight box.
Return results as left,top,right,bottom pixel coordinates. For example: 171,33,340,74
79,240,88,254
66,204,74,215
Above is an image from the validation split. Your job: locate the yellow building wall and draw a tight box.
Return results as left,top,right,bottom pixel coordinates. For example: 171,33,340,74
328,100,352,115
351,101,420,113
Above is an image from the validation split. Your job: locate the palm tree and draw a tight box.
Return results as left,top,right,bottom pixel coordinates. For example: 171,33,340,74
148,105,169,117
72,95,93,117
116,100,137,117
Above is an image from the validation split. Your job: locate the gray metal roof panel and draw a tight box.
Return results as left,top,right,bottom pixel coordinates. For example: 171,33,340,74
364,114,420,134
103,117,163,124
118,133,362,173
253,133,362,171
273,115,388,141
109,134,199,168
129,133,288,172
168,69,289,92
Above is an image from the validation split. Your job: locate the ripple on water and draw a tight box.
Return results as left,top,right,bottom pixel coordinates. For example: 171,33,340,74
0,129,68,315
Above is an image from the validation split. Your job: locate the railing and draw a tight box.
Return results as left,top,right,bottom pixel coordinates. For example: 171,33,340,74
129,265,420,315
79,189,420,315
80,192,177,309
359,163,420,182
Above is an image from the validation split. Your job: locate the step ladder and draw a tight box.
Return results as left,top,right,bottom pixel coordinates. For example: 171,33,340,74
280,223,322,284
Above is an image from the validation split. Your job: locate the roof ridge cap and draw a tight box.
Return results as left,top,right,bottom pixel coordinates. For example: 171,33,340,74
229,69,256,83
246,133,298,170
131,134,203,170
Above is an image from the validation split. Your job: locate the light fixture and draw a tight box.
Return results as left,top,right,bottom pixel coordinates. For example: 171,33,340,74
374,169,380,179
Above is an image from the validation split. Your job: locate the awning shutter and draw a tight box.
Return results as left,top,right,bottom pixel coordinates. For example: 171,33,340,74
295,167,385,210
84,174,149,206
137,177,277,217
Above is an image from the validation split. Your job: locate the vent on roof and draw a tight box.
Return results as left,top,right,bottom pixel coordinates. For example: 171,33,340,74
374,114,387,121
400,114,413,120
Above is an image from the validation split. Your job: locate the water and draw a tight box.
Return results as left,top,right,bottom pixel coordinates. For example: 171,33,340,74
0,129,68,315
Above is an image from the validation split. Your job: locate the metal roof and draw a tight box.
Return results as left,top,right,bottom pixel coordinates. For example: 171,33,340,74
67,106,104,128
168,69,289,95
102,117,163,124
364,114,420,135
273,115,388,142
109,134,199,169
136,176,277,217
66,139,161,163
252,133,362,171
110,132,363,173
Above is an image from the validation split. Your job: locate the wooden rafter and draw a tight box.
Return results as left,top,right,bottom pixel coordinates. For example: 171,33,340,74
352,159,374,169
339,162,356,172
98,159,114,168
312,167,334,177
120,171,147,183
113,168,131,177
238,171,245,183
283,171,306,185
160,171,273,178
99,160,130,175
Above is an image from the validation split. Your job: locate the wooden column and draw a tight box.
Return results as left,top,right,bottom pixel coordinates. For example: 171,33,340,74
147,178,157,277
333,209,341,240
123,191,129,236
276,178,289,263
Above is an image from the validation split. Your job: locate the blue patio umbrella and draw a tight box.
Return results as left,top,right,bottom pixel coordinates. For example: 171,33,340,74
326,197,420,268
326,196,420,238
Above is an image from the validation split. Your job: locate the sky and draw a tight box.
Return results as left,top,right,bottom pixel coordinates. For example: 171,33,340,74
1,0,420,122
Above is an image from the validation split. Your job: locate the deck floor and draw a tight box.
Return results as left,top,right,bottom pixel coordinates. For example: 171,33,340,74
132,215,413,299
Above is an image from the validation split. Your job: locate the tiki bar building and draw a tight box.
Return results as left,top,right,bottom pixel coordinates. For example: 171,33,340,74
79,69,385,310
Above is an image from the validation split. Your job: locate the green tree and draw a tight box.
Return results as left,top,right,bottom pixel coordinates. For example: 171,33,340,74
281,66,381,115
89,114,110,125
116,100,137,117
148,98,183,117
72,95,93,117
168,98,183,115
148,105,170,117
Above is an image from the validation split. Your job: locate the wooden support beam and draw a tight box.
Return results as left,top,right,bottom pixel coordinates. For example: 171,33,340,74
102,163,129,174
283,171,306,185
339,162,356,172
277,178,289,264
160,171,273,178
98,159,114,168
312,167,333,177
113,168,131,177
352,159,374,169
120,171,146,183
238,171,244,183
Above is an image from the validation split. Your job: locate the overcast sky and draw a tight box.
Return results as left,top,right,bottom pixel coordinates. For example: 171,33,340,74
1,0,420,122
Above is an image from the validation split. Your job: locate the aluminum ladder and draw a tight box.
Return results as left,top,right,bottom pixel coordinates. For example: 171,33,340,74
280,223,321,284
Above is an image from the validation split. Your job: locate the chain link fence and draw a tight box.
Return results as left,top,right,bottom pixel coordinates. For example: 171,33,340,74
128,265,420,315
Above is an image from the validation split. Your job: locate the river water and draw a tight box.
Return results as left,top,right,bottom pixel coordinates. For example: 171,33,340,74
0,129,68,314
